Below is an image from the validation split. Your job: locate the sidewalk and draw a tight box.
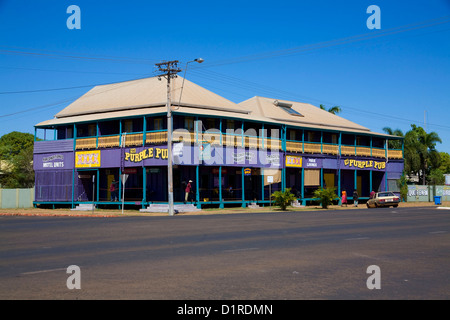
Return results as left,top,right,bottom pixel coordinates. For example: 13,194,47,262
0,201,448,217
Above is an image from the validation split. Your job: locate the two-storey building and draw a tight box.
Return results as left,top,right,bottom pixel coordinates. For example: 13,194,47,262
33,76,404,209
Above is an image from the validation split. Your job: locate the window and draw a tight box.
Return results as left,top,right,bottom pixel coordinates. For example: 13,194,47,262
154,118,163,131
332,134,338,144
88,124,96,137
184,117,194,132
124,120,133,133
289,130,296,141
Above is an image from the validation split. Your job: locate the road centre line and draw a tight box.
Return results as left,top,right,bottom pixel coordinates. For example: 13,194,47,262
345,237,370,241
20,267,67,276
223,247,259,253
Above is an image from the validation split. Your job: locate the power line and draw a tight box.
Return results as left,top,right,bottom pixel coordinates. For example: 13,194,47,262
0,74,153,95
0,47,158,65
191,15,450,69
0,65,148,76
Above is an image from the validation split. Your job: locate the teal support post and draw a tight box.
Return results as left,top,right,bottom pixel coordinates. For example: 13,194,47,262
219,166,224,208
370,170,373,194
96,169,99,202
370,136,373,157
219,119,223,145
142,166,146,208
71,168,75,208
96,122,99,148
321,131,323,154
261,169,265,205
196,165,200,209
73,124,77,150
302,130,305,153
119,168,122,206
241,167,245,208
321,168,324,188
301,168,305,206
354,169,357,194
143,116,147,146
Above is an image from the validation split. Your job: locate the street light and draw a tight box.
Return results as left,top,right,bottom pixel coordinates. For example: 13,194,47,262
177,58,204,108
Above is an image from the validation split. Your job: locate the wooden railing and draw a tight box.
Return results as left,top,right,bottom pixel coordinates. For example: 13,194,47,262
146,131,168,144
73,132,403,159
98,135,120,148
75,137,96,150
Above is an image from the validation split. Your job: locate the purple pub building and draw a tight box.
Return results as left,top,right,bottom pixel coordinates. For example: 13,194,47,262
33,77,404,209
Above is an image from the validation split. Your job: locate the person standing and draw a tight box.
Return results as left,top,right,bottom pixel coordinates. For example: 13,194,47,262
353,190,359,207
185,180,192,203
341,190,347,207
110,179,118,201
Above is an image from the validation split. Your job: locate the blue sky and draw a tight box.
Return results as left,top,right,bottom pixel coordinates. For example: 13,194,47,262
1,0,449,153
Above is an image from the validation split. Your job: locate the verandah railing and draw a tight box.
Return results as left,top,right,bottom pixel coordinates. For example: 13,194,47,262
73,130,403,159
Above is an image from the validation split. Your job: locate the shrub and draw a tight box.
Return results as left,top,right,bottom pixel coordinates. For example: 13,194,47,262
271,188,297,210
313,187,338,209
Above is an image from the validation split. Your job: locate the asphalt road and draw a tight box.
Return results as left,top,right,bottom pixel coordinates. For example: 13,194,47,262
0,206,449,300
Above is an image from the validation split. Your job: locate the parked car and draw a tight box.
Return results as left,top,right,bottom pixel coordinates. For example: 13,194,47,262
366,192,400,208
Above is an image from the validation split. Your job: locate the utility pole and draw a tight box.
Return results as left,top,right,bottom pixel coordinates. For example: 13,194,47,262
155,60,181,216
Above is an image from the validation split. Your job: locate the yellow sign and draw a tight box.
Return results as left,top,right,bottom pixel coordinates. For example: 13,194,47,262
244,168,252,176
286,155,302,167
344,159,386,170
125,147,168,163
76,150,101,168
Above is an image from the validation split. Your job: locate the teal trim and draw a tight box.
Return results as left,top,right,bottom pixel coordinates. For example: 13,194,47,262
320,131,323,153
142,166,146,207
73,124,77,150
241,167,245,207
119,167,122,202
219,166,224,209
196,165,200,209
96,122,99,148
320,168,323,188
71,168,75,208
143,116,147,145
96,169,100,202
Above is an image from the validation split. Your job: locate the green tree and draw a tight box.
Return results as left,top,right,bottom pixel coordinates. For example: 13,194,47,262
319,104,342,115
271,188,296,210
391,125,442,185
382,127,404,150
0,131,34,160
313,187,338,209
429,168,445,185
438,152,450,174
397,172,409,202
0,131,35,188
410,125,442,185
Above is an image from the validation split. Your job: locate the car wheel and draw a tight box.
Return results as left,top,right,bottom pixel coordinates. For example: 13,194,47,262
393,204,398,208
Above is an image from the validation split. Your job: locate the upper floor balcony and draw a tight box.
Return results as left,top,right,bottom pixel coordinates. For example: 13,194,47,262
34,116,403,160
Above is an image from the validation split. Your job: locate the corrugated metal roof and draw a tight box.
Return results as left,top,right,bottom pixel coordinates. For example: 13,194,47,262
239,96,371,133
54,76,248,119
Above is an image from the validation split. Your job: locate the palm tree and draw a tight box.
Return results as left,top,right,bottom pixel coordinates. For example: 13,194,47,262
319,104,342,115
409,125,442,185
382,127,404,150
